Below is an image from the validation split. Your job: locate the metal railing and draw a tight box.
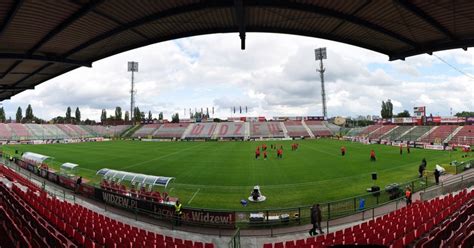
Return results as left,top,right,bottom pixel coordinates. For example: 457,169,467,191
228,228,241,248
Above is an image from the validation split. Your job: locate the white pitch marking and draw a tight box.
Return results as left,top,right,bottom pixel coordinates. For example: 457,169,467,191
187,188,200,204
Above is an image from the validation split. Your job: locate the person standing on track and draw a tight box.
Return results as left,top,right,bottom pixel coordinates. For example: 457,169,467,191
405,187,412,205
370,149,376,162
174,200,183,226
400,144,403,155
341,146,346,156
309,204,324,236
255,147,260,159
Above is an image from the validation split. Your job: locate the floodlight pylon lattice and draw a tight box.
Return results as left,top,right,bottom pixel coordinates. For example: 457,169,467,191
315,47,327,119
128,61,138,120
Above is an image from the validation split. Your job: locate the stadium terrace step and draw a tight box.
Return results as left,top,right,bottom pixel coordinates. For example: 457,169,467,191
183,123,218,139
284,121,311,138
398,126,433,142
0,163,215,248
279,122,290,139
357,125,382,137
380,126,412,141
249,122,286,139
417,126,438,142
0,123,13,140
214,122,247,139
449,125,474,145
397,126,417,141
444,126,464,144
420,125,459,144
305,121,332,137
301,120,315,138
263,189,474,248
368,125,397,140
132,124,161,138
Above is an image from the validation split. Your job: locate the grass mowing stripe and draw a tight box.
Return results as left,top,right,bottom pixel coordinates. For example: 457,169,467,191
3,139,464,209
121,142,206,170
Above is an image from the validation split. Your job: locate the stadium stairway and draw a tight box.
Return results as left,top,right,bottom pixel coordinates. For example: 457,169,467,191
398,126,417,140
301,121,315,138
279,122,290,139
244,122,251,140
443,126,464,144
122,124,142,138
417,126,438,141
379,125,399,139
181,124,195,139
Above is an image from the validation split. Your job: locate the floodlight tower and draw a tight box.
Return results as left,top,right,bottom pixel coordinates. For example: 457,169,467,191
128,61,138,120
315,47,327,119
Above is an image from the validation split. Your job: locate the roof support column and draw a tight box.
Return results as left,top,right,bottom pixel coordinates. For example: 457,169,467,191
234,0,246,50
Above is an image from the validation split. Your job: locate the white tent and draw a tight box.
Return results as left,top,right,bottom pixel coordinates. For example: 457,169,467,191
21,152,51,165
96,168,174,188
60,163,79,176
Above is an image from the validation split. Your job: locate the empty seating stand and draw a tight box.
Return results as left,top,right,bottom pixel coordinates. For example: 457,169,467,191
420,125,458,144
357,125,382,137
284,121,310,137
449,125,474,145
368,125,396,139
263,189,473,248
132,124,161,138
305,121,332,137
153,123,190,139
0,164,215,248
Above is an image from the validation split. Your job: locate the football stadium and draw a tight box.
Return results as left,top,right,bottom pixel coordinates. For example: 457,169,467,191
0,1,473,248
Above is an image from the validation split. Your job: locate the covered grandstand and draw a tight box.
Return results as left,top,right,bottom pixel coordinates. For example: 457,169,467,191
0,0,473,247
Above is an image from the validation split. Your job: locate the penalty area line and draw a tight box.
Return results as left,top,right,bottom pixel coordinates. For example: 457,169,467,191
187,188,200,205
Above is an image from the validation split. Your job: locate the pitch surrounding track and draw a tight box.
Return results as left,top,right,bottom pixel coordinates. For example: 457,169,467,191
3,139,462,210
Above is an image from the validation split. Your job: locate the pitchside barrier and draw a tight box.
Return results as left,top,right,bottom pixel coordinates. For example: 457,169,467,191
4,154,459,236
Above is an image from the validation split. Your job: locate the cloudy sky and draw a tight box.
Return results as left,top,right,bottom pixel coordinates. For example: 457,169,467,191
2,33,473,121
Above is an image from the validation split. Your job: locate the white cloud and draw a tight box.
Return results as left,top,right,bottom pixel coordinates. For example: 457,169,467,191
1,33,473,120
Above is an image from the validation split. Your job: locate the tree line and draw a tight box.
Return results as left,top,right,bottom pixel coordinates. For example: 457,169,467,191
0,105,173,124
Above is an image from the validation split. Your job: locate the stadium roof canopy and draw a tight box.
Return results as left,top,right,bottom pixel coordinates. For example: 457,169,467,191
0,0,473,100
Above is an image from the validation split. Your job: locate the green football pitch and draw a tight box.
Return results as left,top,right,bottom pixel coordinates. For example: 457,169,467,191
2,139,463,210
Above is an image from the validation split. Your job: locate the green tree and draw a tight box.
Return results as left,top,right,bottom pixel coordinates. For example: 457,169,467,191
133,107,141,122
51,116,65,124
158,112,163,120
25,104,34,122
124,111,130,122
396,110,411,117
386,99,393,118
171,113,179,123
148,111,152,121
381,99,394,118
101,109,107,124
16,107,22,123
65,106,72,123
0,107,6,123
115,107,122,120
381,101,386,118
75,107,81,123
455,111,474,117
